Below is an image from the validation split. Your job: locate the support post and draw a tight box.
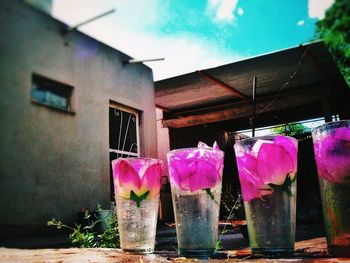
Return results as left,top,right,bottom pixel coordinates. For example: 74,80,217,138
251,76,257,137
322,90,332,122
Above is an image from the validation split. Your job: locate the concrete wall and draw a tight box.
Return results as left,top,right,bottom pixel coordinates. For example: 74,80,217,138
24,0,52,13
0,1,157,232
156,108,170,177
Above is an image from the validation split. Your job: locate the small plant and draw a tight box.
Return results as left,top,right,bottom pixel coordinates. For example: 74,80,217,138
97,210,120,248
220,186,242,221
216,188,243,251
47,205,120,248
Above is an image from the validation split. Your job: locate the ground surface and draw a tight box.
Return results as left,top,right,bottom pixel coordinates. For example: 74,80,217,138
1,237,349,262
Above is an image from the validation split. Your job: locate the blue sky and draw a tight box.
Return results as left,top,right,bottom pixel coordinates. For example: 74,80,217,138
52,0,334,80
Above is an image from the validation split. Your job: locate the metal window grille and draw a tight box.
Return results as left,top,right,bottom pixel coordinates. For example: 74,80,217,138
109,104,140,200
109,105,140,159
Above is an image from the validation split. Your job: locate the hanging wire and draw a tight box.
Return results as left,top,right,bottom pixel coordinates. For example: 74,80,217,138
256,45,310,117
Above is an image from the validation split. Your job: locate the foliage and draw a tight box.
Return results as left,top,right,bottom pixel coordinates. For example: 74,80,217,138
97,212,120,248
216,188,242,251
315,0,350,86
220,186,242,221
47,206,120,248
271,122,310,136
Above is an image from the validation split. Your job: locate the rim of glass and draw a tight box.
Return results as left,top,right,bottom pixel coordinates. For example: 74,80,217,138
237,134,298,144
111,157,162,165
311,119,350,134
167,147,224,156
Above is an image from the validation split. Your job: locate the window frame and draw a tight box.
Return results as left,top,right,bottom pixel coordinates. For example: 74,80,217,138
31,73,74,114
109,102,141,158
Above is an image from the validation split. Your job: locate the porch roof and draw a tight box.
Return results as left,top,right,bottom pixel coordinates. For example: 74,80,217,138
155,41,349,130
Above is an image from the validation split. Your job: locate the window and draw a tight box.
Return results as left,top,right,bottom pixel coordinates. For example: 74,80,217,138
109,103,141,199
31,74,73,112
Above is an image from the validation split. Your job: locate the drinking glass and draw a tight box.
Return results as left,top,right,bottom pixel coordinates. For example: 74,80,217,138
312,120,350,257
112,158,162,254
167,142,224,258
234,135,298,257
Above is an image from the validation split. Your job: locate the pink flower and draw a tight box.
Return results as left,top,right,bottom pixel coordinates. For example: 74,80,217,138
112,158,162,200
234,136,298,202
236,153,272,201
167,142,224,192
313,127,350,183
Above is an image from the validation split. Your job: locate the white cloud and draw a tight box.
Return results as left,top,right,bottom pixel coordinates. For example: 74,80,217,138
87,26,243,80
237,7,244,16
308,0,335,19
52,0,164,29
297,20,305,26
144,36,244,80
52,0,244,81
207,0,239,22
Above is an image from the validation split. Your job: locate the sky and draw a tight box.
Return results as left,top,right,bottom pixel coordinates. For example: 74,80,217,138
52,0,335,81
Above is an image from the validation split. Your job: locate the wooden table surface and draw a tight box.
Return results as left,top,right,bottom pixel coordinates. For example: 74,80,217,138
0,237,349,262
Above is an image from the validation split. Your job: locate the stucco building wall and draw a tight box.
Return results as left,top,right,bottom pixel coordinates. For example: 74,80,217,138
0,0,157,231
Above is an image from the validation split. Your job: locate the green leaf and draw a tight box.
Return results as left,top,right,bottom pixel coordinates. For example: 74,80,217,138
268,173,296,196
204,188,215,200
130,190,150,208
215,239,223,251
314,0,350,86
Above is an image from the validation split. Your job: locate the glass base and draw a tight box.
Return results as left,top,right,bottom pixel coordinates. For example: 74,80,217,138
329,246,350,257
179,248,215,258
252,248,294,258
122,248,153,255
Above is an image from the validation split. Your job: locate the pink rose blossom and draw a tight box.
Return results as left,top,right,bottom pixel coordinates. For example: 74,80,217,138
313,127,350,183
234,135,298,202
167,142,224,192
112,158,162,199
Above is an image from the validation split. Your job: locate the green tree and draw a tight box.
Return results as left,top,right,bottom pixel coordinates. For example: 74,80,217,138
271,123,309,136
315,0,350,86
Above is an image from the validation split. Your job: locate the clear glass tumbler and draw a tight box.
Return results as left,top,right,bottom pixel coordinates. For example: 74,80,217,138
312,120,350,257
234,135,298,257
167,142,224,258
112,158,162,254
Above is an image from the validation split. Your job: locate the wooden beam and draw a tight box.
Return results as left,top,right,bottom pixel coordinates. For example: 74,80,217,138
197,71,246,99
173,84,321,115
162,89,323,128
155,104,172,112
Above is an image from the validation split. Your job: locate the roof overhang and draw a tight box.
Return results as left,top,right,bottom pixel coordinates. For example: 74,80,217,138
155,41,349,131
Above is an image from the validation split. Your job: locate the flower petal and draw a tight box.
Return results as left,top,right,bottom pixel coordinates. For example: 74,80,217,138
168,147,223,191
114,159,141,198
251,139,273,157
257,143,295,185
334,127,350,141
274,136,298,179
140,163,162,198
168,157,195,191
198,141,209,149
189,161,219,192
131,159,148,175
235,152,271,201
314,128,350,183
239,172,272,202
213,141,220,150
